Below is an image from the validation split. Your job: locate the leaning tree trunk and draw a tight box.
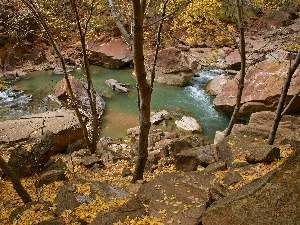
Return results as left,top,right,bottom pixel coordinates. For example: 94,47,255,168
0,155,32,204
21,0,91,151
268,49,300,145
70,0,99,153
131,0,152,182
224,0,246,137
108,0,133,47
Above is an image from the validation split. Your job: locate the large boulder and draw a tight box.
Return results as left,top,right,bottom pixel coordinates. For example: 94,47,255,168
55,179,129,217
0,109,82,145
205,74,231,96
175,116,202,132
213,59,300,119
263,9,294,27
53,76,105,116
145,47,198,86
231,111,300,145
175,145,217,172
202,143,300,225
225,49,241,70
90,198,145,225
87,38,133,68
8,130,82,177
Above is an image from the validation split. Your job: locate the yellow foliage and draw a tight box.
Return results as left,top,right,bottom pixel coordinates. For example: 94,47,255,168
170,0,235,46
12,204,54,225
74,195,128,223
114,215,164,225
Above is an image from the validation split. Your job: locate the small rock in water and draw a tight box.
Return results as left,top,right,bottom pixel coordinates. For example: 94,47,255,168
150,110,170,125
105,79,129,93
175,116,202,132
53,67,74,75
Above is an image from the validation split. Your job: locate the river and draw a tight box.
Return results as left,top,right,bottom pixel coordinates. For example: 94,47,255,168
0,65,229,143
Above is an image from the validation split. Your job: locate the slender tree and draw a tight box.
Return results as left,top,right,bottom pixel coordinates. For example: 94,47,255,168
224,0,246,137
131,0,151,182
21,0,101,153
268,49,300,145
131,0,168,182
69,0,100,153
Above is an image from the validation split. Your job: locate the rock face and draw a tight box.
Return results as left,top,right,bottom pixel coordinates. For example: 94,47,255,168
264,9,295,27
202,145,300,225
145,47,198,86
87,38,133,68
91,198,146,225
53,76,105,116
8,130,82,177
213,59,300,119
225,49,241,70
55,180,129,216
136,172,214,225
232,111,300,145
215,111,300,168
175,145,217,171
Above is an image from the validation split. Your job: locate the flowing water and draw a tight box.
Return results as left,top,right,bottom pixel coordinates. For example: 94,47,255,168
0,66,229,142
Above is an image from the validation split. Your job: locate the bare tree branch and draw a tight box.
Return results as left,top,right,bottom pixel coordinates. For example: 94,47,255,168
150,0,169,89
108,0,133,46
69,0,99,153
20,0,91,148
225,0,246,137
268,49,300,145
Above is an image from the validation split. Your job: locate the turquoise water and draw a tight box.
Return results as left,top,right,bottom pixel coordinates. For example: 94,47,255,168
0,66,229,142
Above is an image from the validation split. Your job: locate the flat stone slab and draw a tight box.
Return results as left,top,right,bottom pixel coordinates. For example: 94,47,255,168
0,109,80,144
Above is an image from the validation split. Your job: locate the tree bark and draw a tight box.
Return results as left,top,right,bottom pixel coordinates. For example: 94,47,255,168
131,0,151,182
268,49,300,145
70,0,99,153
224,0,246,137
0,155,32,204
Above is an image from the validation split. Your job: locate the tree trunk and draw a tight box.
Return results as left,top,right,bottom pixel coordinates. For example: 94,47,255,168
0,155,32,204
108,0,133,47
131,0,151,182
268,49,300,145
224,0,246,137
21,0,91,151
70,0,99,153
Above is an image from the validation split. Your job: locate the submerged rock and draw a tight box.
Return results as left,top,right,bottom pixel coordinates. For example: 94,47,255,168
150,110,171,125
105,79,128,93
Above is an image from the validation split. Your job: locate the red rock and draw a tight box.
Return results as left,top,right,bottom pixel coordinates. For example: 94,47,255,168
213,59,300,119
87,38,133,68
